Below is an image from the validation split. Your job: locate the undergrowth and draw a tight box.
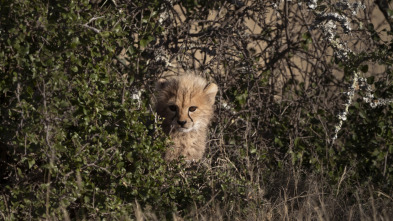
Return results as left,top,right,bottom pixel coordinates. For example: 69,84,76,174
1,0,393,220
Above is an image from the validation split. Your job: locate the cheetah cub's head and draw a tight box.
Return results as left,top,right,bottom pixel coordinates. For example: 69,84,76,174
155,74,218,134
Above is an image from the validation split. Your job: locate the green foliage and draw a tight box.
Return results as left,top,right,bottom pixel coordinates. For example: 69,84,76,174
0,1,256,219
1,0,393,219
0,0,186,219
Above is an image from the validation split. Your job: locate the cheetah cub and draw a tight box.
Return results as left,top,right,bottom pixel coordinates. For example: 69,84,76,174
155,74,218,161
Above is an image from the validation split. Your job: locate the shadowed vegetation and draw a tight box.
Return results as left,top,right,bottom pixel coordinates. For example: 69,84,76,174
1,0,393,220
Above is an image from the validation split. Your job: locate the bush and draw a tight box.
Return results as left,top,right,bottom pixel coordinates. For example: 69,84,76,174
1,0,393,219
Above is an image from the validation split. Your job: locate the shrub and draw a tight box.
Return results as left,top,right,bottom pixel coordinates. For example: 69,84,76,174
1,0,393,219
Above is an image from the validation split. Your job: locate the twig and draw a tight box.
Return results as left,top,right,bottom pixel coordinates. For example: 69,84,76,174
81,24,101,33
81,16,104,33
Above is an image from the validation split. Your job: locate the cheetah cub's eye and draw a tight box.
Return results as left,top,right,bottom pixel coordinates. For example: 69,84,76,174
188,106,197,112
168,105,177,112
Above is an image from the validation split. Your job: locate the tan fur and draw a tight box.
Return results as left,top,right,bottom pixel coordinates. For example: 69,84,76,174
155,74,218,161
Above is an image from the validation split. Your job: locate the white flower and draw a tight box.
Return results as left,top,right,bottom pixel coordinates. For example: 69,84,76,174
307,0,317,9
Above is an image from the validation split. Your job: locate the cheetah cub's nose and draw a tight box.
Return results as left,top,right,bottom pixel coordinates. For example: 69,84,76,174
177,120,187,126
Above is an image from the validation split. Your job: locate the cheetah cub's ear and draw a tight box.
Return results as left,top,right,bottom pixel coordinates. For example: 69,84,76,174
203,83,218,105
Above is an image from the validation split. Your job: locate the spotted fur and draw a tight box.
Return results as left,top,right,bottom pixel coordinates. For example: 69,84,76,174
155,74,218,161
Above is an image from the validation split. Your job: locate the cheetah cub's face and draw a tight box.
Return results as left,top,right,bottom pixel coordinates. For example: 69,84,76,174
155,75,218,134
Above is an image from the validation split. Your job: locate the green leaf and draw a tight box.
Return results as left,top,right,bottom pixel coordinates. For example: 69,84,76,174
359,110,367,119
117,162,124,169
387,9,393,17
294,137,300,147
360,65,368,73
274,137,283,147
28,159,36,169
367,76,375,84
302,32,312,40
139,36,155,48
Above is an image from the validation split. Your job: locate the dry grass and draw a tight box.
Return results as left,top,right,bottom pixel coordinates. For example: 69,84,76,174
132,165,393,220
